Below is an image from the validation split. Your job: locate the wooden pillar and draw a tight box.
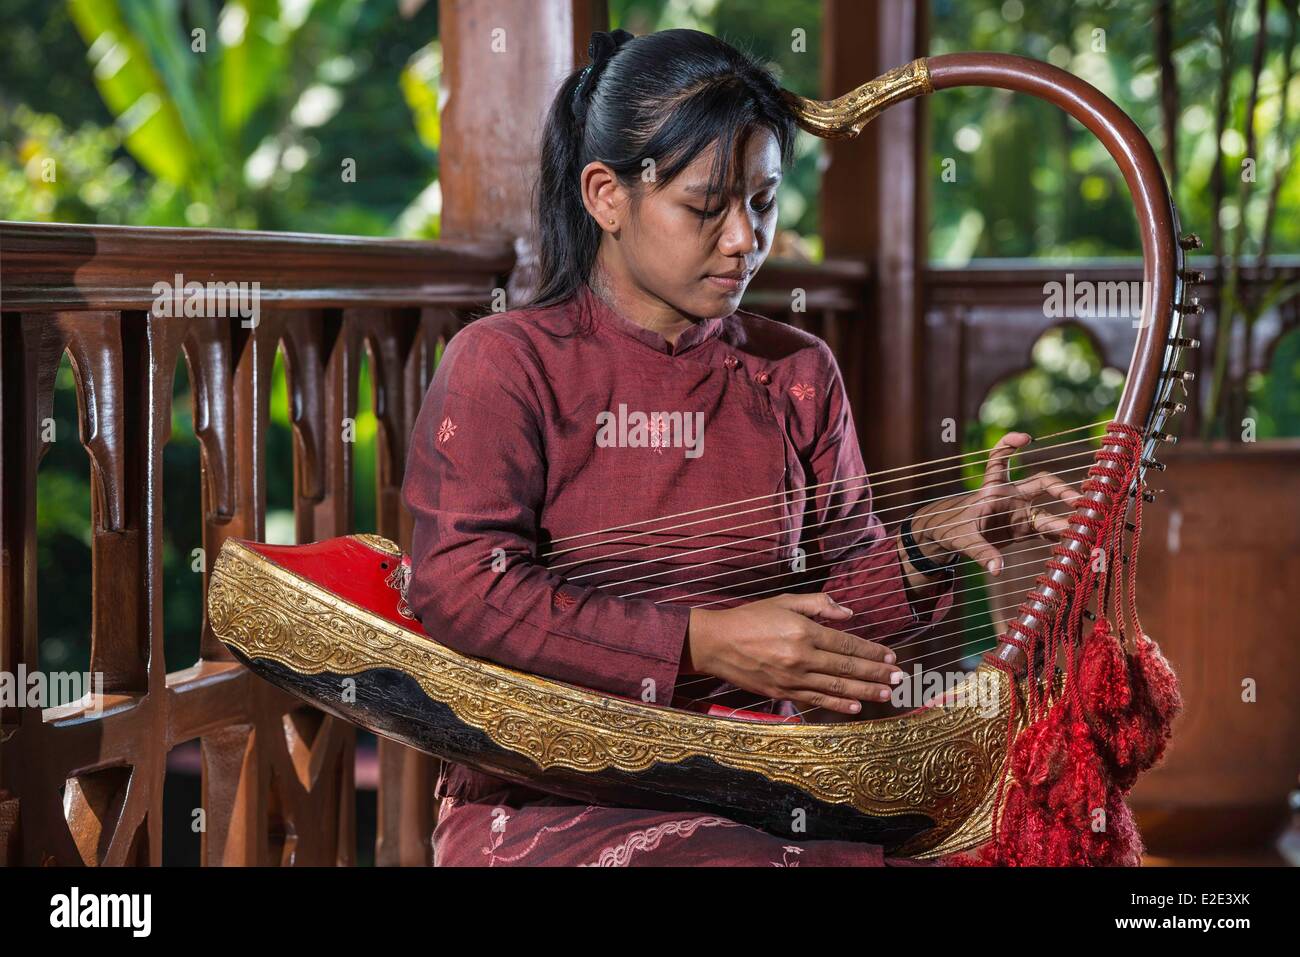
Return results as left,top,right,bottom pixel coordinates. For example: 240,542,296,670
820,0,928,472
440,0,609,304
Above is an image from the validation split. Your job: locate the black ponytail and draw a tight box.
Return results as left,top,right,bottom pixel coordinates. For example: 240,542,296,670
524,28,797,311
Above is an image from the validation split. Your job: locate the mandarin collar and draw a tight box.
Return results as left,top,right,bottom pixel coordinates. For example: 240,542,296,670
578,282,727,356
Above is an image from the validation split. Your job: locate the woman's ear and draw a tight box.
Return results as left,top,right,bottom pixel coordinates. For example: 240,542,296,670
579,160,627,230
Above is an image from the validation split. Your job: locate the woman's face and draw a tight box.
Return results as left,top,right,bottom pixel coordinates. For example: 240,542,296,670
585,126,782,321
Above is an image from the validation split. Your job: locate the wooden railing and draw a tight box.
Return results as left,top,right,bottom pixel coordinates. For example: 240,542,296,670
921,258,1300,459
0,221,514,866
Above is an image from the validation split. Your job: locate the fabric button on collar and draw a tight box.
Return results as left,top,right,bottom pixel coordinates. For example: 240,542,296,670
723,355,739,369
755,371,771,385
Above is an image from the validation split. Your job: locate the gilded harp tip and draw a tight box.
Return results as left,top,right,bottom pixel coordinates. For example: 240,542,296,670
780,58,933,140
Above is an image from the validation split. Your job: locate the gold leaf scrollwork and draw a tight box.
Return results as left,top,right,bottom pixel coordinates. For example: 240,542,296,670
780,58,934,140
208,537,1044,858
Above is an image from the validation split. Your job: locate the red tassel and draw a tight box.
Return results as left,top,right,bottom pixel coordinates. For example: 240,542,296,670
1010,704,1069,792
1079,619,1132,723
950,422,1180,867
1046,717,1110,820
1115,634,1183,780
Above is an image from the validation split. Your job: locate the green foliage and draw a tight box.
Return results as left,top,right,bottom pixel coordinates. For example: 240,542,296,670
67,0,201,185
2,0,443,234
1246,324,1300,438
930,0,1145,261
969,326,1121,482
929,0,1300,262
401,40,441,153
0,105,159,223
352,353,379,536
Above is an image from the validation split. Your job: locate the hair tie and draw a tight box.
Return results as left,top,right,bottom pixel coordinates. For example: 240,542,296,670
571,28,634,122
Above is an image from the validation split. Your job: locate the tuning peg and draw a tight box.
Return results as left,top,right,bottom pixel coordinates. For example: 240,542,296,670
1160,400,1188,415
1151,430,1178,444
1176,298,1205,315
1142,458,1167,472
1174,369,1196,384
1180,269,1207,283
1179,233,1204,250
1172,336,1200,348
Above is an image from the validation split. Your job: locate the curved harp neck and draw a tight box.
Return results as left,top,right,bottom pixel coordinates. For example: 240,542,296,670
779,58,933,139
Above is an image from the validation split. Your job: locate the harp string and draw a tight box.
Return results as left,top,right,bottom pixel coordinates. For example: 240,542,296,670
691,616,998,713
667,532,1062,606
600,464,1091,595
785,631,1014,720
673,503,1080,713
542,418,1109,552
714,538,1063,618
543,429,1102,564
608,488,1076,616
548,442,1099,575
669,531,1070,699
586,467,1090,593
598,481,1083,712
689,497,1111,717
840,551,1069,641
812,516,1131,717
673,564,1051,705
722,624,1064,720
697,621,1054,718
543,420,1115,720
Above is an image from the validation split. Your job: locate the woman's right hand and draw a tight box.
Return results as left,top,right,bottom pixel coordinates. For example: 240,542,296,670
685,592,906,716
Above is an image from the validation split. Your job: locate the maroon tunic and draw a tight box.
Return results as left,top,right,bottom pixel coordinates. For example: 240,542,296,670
401,282,953,866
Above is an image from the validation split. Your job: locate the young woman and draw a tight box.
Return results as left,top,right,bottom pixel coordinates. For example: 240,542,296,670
401,28,1079,866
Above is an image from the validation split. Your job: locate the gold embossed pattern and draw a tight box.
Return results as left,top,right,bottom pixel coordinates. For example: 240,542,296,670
353,533,404,557
207,536,1044,857
780,58,934,140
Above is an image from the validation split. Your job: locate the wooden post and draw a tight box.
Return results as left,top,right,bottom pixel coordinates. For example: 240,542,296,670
820,0,928,472
440,0,608,304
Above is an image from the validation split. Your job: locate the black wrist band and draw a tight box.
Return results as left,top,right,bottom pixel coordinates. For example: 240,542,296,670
900,515,960,576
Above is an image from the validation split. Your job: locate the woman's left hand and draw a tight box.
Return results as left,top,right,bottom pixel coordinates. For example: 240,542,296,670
908,431,1082,576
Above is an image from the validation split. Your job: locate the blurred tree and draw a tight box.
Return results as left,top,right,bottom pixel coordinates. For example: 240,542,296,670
969,326,1123,474
0,105,156,222
929,0,1300,262
1246,325,1300,437
0,0,443,233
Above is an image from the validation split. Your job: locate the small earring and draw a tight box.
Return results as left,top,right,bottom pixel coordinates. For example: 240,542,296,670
608,219,615,225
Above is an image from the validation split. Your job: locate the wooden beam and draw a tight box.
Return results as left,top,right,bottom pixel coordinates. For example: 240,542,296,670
439,0,608,304
0,222,513,311
820,0,928,471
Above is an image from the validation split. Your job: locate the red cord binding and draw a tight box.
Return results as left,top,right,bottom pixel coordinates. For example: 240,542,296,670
950,421,1180,866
